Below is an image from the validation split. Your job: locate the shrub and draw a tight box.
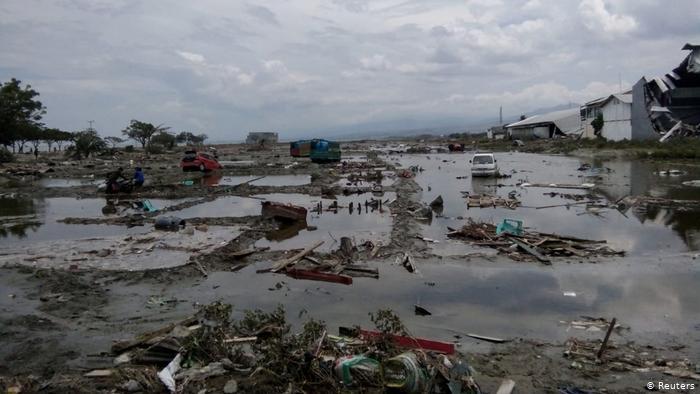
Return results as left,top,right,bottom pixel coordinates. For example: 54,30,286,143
0,147,14,163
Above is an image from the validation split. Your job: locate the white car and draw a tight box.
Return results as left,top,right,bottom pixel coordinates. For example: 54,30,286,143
470,153,498,177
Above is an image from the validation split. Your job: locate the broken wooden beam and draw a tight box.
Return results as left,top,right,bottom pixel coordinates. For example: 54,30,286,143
270,240,324,273
597,317,617,360
507,237,551,264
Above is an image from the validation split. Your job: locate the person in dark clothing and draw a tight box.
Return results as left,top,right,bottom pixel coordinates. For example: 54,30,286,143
106,167,126,193
133,167,145,187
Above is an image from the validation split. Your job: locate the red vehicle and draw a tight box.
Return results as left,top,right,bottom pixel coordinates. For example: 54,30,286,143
180,150,223,172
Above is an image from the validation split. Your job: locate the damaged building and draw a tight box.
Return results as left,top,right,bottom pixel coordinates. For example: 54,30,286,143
505,108,582,139
581,92,634,141
581,43,700,142
637,43,700,141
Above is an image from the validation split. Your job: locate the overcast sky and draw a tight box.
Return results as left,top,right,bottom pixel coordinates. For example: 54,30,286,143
1,0,699,140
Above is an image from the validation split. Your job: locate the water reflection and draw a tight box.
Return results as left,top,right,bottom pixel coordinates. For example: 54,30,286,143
394,152,700,253
0,196,184,244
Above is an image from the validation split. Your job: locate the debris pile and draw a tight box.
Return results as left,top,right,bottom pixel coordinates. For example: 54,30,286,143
256,237,381,284
447,220,623,263
463,193,520,209
82,304,482,393
564,338,700,381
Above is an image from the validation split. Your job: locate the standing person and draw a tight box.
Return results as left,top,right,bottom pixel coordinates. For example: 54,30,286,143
34,147,39,160
133,167,145,187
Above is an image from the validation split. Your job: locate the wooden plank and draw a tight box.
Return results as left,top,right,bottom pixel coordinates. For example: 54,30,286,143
270,240,324,272
507,237,551,264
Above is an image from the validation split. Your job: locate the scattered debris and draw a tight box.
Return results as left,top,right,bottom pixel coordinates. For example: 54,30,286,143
261,201,307,221
464,193,520,209
448,220,622,262
521,182,595,190
414,304,432,316
466,333,508,344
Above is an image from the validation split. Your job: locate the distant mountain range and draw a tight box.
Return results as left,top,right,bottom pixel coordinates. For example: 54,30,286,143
209,103,580,143
298,103,579,141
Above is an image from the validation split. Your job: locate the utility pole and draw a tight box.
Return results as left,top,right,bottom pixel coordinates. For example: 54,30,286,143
499,106,503,125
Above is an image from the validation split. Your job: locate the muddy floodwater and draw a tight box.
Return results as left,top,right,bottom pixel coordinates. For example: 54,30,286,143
2,148,700,390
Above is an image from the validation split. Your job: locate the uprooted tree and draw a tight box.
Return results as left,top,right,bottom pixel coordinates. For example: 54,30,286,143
122,120,169,151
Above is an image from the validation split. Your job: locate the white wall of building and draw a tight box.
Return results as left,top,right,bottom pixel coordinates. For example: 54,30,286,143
601,98,632,141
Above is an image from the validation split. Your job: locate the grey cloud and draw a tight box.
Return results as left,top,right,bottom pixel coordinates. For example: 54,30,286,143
1,0,699,139
245,4,279,26
331,0,370,13
429,48,462,64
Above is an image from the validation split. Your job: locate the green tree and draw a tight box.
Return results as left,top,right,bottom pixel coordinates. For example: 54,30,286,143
68,129,106,159
43,128,65,152
104,136,124,150
0,78,46,151
150,131,176,150
122,120,169,150
53,130,73,151
591,113,604,136
176,131,195,145
27,126,45,154
191,133,208,145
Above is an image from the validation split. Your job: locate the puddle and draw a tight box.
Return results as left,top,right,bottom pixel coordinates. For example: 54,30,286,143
38,178,103,188
255,192,395,253
0,197,191,245
171,196,262,218
195,174,311,187
394,152,700,254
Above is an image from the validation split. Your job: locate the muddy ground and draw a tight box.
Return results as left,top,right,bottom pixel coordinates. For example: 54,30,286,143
1,140,699,393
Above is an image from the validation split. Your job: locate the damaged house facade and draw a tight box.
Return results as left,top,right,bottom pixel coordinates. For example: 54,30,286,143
505,108,582,139
579,43,700,142
580,93,633,141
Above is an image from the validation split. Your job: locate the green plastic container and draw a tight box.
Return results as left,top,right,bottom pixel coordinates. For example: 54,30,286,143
496,218,523,236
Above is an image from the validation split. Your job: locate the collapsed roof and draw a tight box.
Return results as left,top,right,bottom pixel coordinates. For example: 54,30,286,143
638,43,700,141
506,108,581,136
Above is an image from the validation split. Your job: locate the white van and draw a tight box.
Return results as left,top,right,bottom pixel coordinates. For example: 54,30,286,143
470,153,498,177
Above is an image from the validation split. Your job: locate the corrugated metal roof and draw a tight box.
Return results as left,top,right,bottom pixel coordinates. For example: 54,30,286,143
506,108,579,128
584,96,608,106
613,94,632,104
